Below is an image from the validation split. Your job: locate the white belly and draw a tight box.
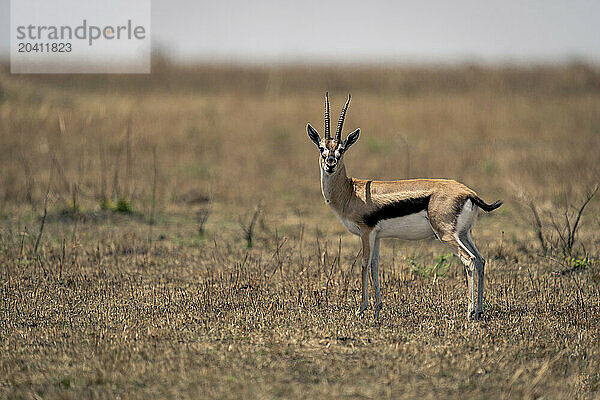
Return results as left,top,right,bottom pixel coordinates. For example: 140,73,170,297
375,210,434,240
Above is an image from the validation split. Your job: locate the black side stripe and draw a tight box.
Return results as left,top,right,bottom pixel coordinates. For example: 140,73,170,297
362,196,431,228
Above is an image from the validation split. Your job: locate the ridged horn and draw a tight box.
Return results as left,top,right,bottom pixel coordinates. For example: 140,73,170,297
335,93,351,142
324,91,331,139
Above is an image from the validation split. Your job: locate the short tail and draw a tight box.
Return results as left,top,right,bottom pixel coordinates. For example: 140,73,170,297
471,196,503,212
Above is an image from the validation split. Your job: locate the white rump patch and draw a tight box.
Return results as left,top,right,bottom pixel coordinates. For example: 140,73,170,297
455,199,479,236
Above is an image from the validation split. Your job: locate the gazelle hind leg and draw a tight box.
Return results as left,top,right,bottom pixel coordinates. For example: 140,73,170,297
461,231,485,319
455,233,486,320
371,238,382,319
439,234,477,320
438,239,469,292
429,198,482,320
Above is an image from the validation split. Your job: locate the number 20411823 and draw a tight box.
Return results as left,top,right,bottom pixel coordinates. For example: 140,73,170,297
18,42,72,52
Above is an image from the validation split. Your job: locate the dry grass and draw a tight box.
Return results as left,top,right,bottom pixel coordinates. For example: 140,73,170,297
1,63,600,399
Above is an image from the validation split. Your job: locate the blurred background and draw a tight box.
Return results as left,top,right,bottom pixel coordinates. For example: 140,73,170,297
0,0,599,242
2,0,600,64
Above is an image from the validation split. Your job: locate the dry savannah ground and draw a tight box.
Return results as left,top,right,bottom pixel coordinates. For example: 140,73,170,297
1,63,600,399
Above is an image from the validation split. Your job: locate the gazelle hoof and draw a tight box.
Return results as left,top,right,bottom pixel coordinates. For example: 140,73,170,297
374,303,383,319
468,309,483,321
357,303,369,316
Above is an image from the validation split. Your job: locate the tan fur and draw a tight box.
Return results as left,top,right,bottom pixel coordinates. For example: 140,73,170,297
323,160,477,235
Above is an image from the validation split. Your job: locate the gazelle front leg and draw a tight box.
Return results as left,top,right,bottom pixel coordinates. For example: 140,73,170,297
371,238,382,319
358,232,373,315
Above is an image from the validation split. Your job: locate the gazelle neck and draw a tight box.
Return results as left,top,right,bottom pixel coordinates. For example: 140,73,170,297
320,162,353,210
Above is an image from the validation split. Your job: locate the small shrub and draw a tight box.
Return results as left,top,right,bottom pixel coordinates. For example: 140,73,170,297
197,206,211,235
552,256,592,276
517,183,598,257
114,198,133,214
59,377,72,388
566,256,590,271
239,205,261,248
410,253,452,278
99,198,112,211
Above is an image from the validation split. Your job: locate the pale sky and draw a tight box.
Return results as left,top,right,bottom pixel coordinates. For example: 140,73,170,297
2,0,600,64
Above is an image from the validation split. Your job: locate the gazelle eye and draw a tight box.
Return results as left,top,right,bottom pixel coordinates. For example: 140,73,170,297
319,147,324,152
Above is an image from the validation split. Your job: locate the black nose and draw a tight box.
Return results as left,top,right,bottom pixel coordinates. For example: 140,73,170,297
327,156,336,164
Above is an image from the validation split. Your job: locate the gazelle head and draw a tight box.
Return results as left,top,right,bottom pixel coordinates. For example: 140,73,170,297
307,92,360,175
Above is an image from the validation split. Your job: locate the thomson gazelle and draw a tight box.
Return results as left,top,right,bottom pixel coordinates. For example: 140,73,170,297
306,93,502,320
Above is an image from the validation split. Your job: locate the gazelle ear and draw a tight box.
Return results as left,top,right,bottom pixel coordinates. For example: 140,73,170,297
307,123,321,147
342,128,360,152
